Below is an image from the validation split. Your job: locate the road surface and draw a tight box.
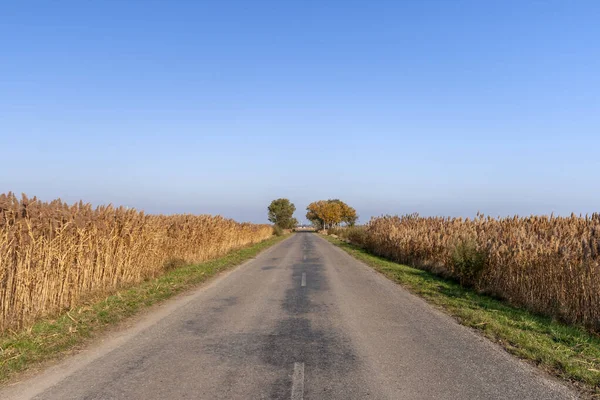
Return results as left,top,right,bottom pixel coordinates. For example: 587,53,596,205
2,233,576,399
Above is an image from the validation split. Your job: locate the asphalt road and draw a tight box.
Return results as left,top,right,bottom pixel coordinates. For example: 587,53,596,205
2,233,576,399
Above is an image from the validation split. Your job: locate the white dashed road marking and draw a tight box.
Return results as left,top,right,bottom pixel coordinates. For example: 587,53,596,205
291,362,305,400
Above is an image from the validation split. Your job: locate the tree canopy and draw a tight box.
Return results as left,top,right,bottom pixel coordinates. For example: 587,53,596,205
306,199,357,229
268,198,298,229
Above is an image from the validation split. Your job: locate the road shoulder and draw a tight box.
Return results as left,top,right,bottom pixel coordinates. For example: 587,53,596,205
321,234,600,398
0,234,291,391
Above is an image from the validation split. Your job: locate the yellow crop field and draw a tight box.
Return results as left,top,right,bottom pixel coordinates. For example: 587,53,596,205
0,193,272,332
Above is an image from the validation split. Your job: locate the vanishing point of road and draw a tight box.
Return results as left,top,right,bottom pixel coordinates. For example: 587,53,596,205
2,233,576,399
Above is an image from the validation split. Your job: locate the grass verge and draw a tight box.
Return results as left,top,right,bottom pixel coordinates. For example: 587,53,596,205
0,234,289,384
323,235,600,397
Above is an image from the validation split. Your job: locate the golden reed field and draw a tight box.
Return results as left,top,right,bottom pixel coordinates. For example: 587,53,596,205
0,193,272,332
335,213,600,332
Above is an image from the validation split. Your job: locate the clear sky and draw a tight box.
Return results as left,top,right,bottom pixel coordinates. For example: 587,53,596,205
1,1,599,223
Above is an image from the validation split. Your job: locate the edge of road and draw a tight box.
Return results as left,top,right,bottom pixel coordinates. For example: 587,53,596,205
0,233,293,395
319,233,600,399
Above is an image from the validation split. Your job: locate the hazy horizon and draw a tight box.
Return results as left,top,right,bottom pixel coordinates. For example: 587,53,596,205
2,1,599,223
4,190,597,226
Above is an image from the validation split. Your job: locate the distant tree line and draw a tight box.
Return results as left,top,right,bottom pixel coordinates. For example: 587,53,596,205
267,198,358,231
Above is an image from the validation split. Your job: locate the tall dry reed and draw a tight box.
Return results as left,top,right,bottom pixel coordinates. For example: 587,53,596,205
0,193,272,331
339,214,600,331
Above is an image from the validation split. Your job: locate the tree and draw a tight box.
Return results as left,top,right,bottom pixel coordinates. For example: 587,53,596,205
305,201,325,229
268,198,298,229
306,199,358,229
329,199,358,226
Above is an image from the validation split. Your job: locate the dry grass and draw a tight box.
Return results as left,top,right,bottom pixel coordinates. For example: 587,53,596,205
332,213,600,332
0,192,272,332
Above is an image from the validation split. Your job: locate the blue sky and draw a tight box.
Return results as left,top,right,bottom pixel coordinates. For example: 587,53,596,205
1,1,599,223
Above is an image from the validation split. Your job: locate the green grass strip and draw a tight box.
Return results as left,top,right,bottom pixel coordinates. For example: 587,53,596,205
0,234,289,384
324,235,600,396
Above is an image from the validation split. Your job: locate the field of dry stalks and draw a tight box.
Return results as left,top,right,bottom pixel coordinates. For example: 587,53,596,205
0,193,272,332
333,213,600,331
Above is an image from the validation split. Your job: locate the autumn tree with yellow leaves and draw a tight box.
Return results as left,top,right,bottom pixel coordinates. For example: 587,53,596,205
306,199,357,229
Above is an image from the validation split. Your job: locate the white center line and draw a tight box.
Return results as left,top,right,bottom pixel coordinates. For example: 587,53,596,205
301,273,306,287
291,362,305,400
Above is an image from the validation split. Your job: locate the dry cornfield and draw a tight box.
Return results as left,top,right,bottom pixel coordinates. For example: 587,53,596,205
0,193,273,332
339,213,600,331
